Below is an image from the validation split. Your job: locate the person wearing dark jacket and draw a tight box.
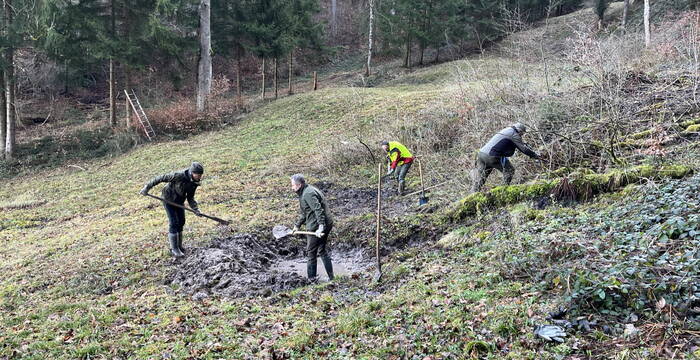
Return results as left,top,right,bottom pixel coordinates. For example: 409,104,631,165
471,123,540,192
140,162,204,257
291,174,334,281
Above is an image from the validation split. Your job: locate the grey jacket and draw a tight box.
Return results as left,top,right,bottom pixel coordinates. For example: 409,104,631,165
479,126,538,158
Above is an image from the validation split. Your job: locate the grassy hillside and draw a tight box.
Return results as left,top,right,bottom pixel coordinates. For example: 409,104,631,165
2,4,700,359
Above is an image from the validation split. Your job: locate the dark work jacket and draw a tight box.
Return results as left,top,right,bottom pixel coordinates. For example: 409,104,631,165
144,169,200,210
295,184,333,231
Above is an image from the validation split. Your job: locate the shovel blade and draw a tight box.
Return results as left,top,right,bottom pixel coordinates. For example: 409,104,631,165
272,225,294,240
419,196,429,205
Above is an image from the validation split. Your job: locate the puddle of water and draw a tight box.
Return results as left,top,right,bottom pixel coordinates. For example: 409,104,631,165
271,251,369,280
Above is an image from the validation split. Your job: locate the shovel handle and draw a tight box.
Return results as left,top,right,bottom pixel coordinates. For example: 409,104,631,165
143,193,230,225
293,231,324,237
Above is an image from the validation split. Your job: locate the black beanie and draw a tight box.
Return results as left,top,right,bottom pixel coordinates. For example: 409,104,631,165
190,162,204,174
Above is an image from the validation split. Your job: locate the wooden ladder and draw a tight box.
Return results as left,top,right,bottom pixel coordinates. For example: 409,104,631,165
124,89,155,141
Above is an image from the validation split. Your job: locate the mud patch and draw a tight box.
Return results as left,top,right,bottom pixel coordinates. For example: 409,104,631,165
315,181,414,218
167,232,372,299
270,249,371,281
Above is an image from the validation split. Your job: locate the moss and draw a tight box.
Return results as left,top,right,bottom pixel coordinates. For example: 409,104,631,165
659,164,693,178
448,164,693,221
628,129,654,140
548,167,572,178
680,118,700,128
684,124,700,133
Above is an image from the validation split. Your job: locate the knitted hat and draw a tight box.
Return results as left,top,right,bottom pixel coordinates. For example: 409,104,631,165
513,123,527,133
190,162,204,174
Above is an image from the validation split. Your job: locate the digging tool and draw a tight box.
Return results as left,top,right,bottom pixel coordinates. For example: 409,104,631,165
373,162,382,283
143,193,230,225
272,225,323,240
417,159,428,205
403,180,450,197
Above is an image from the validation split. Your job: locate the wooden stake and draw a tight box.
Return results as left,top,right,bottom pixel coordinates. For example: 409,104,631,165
374,162,382,282
313,71,318,91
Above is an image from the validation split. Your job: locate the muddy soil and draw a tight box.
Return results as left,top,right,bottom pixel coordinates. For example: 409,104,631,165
167,232,372,300
315,181,415,218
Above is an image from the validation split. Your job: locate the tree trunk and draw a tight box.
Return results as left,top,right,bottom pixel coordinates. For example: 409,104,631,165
0,71,5,159
124,66,131,127
109,0,117,127
621,0,630,31
419,45,424,65
404,36,411,68
644,0,651,48
261,58,266,99
236,57,242,109
366,0,374,76
435,47,440,64
196,0,212,113
331,0,337,36
288,51,293,95
109,60,117,127
4,0,14,160
274,58,278,99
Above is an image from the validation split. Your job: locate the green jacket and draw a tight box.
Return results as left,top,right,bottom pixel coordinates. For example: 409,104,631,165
295,184,333,231
144,169,200,210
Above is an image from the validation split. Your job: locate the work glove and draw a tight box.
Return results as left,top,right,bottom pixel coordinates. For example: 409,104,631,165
193,209,202,217
534,325,567,343
315,225,325,238
386,169,395,177
139,186,149,196
292,226,299,234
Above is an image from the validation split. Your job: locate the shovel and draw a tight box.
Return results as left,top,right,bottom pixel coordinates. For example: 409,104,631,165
272,225,322,240
144,193,230,225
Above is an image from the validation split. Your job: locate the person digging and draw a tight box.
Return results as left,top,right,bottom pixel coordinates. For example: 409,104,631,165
290,174,334,282
140,162,205,258
471,123,540,193
381,140,414,195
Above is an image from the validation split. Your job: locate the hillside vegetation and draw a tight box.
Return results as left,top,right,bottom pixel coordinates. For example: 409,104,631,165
1,3,700,359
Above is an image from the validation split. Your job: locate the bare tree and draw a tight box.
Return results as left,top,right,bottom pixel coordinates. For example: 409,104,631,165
261,58,266,99
331,0,337,36
109,0,117,126
4,0,14,159
0,71,4,159
621,0,630,31
644,0,651,47
366,0,374,76
288,51,293,95
196,0,212,113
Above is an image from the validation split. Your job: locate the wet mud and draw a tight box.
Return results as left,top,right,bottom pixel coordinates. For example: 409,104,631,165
167,232,372,300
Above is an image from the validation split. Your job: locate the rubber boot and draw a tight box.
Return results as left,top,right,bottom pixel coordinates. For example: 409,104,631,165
168,233,184,257
398,181,405,196
177,232,186,255
321,254,334,281
307,259,318,283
